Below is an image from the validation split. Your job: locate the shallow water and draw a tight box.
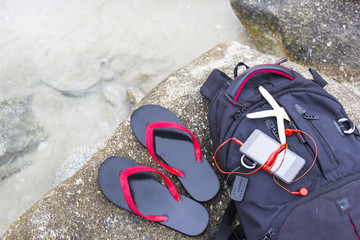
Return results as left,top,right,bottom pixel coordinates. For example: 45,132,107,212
0,0,249,235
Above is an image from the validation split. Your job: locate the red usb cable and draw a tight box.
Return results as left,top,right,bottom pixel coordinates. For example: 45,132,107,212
213,129,317,196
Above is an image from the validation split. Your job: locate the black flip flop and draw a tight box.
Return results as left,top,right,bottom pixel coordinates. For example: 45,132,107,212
130,105,220,202
98,156,209,236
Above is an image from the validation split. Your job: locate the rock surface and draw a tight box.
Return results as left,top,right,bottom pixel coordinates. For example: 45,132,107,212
52,141,105,188
230,0,360,83
126,88,145,105
3,41,360,239
0,96,47,179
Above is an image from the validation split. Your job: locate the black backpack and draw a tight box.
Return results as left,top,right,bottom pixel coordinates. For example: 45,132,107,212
200,59,360,240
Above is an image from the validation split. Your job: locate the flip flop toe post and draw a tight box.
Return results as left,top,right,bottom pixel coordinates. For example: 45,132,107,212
130,105,220,202
98,156,209,236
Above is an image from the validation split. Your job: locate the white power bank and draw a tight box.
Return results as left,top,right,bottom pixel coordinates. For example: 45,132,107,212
240,129,305,184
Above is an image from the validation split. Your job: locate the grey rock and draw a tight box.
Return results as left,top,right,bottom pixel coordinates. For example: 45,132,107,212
0,96,47,179
126,88,145,105
230,0,360,83
2,41,360,239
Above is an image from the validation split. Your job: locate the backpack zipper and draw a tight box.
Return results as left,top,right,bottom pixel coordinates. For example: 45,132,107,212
235,107,247,120
295,104,339,166
266,119,281,142
304,140,327,180
262,173,360,240
262,228,275,240
291,120,327,180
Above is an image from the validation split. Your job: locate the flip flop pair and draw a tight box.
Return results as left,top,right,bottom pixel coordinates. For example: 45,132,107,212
98,105,220,236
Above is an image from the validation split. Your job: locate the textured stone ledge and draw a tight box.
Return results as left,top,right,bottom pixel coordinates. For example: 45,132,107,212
3,41,360,239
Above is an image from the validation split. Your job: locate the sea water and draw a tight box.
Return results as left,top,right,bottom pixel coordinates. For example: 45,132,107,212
0,0,249,235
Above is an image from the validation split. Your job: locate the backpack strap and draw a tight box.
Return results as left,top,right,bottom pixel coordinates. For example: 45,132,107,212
209,200,246,240
200,69,232,102
309,68,328,88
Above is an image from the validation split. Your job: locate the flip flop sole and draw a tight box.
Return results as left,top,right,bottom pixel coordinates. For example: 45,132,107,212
98,156,209,236
130,105,220,202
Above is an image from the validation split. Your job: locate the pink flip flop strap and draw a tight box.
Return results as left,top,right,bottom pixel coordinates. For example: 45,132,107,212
120,165,180,222
145,121,202,177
